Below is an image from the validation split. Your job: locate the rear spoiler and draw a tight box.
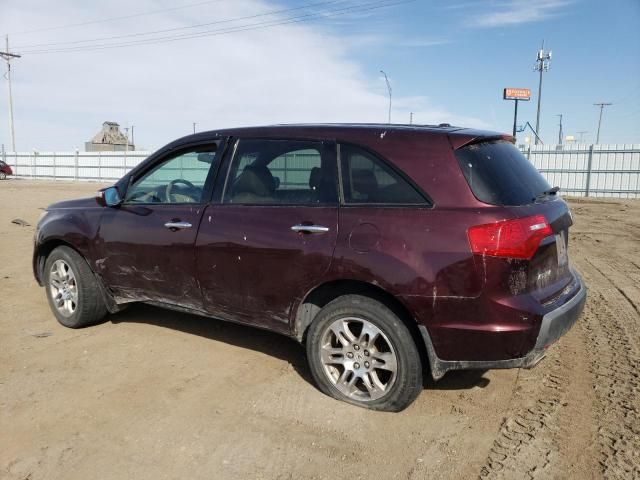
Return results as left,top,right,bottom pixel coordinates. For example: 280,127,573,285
448,131,515,150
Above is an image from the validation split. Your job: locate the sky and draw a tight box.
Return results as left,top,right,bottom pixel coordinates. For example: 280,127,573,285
0,0,638,151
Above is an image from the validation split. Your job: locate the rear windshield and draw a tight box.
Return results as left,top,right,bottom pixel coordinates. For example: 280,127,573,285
455,140,551,206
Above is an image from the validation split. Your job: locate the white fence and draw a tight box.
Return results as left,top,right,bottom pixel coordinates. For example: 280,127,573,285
521,144,640,198
2,144,640,198
2,150,151,182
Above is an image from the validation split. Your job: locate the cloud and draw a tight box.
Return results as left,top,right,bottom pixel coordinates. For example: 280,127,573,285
466,0,572,28
340,33,450,49
0,0,488,151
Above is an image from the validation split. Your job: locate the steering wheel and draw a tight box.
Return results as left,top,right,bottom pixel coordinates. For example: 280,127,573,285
166,179,197,202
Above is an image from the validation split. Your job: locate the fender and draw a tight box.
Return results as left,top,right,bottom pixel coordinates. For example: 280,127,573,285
33,197,104,284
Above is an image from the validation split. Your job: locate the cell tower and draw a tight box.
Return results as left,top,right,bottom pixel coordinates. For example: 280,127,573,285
534,41,552,145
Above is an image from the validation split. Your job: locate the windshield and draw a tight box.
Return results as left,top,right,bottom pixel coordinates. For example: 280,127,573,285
455,140,551,206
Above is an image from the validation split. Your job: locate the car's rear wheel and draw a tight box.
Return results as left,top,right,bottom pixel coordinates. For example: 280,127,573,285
44,246,107,328
306,295,422,411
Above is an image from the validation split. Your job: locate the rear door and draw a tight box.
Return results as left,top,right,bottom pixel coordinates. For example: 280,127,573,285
454,139,574,296
195,138,339,333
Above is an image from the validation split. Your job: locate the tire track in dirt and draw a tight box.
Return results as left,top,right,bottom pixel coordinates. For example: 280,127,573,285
577,262,640,479
477,343,574,479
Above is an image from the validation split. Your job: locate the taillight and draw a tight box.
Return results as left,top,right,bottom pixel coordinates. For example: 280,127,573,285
467,214,552,259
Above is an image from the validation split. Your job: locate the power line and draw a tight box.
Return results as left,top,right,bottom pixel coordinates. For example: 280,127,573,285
19,0,412,55
14,0,347,49
6,0,228,36
22,0,404,54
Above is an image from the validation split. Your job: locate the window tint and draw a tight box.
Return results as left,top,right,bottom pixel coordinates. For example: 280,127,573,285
125,146,218,204
224,139,337,205
455,140,551,206
340,145,427,204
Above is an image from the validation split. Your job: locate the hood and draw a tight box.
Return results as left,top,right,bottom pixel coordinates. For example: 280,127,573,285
47,196,101,210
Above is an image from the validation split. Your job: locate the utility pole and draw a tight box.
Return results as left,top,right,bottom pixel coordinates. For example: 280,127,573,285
593,103,612,144
380,70,392,124
577,130,587,143
124,127,129,152
556,114,563,145
409,112,413,125
533,41,552,145
192,122,196,134
0,35,21,152
131,125,135,148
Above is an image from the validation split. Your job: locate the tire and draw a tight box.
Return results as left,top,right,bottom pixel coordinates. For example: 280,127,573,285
44,246,107,328
0,172,6,180
306,295,422,412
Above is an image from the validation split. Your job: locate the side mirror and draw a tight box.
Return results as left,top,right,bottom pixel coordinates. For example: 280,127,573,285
97,186,122,207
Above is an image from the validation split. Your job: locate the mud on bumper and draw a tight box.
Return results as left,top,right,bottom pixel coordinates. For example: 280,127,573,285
420,271,587,381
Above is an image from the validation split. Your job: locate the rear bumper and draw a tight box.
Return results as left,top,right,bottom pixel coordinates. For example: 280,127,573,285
420,270,587,380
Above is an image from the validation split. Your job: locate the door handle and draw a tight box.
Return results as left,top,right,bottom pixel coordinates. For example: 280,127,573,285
164,221,192,230
291,224,330,234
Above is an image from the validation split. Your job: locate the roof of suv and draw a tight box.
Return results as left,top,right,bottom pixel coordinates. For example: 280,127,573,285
180,123,512,149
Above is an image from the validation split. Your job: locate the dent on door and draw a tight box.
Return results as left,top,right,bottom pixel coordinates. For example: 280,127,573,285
97,204,205,309
194,205,338,333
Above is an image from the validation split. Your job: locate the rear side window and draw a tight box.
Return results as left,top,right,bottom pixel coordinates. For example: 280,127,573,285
224,139,338,205
340,145,428,205
455,140,551,206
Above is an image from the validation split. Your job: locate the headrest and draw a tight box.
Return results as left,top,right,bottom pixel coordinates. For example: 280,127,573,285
309,167,322,190
233,165,276,197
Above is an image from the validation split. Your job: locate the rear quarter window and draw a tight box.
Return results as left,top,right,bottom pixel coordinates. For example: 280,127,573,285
455,140,551,206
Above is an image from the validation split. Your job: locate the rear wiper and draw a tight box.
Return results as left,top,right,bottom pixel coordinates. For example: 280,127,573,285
533,186,560,201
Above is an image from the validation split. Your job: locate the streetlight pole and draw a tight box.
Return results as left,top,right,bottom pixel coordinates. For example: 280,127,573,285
593,103,612,144
534,41,552,145
380,70,392,124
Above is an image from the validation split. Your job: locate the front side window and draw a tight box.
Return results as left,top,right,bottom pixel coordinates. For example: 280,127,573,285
340,145,428,205
224,139,337,205
125,146,218,204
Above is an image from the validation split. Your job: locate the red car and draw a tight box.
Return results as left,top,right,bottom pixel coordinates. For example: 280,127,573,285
33,124,586,411
0,160,12,179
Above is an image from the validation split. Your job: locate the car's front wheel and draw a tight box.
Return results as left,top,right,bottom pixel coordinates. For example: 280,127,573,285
306,295,422,411
0,171,6,180
44,246,107,328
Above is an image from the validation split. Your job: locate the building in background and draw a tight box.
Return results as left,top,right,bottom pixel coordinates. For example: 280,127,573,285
85,121,134,152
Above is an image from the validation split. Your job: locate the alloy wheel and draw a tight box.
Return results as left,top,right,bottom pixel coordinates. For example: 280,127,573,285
49,259,78,317
319,317,398,401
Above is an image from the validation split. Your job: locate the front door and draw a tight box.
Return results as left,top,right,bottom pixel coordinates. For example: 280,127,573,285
97,143,221,309
195,138,339,333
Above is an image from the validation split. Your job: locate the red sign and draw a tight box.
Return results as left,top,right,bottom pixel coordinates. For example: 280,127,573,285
503,88,531,101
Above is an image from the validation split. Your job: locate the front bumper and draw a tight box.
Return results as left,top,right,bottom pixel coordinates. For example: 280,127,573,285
420,270,587,380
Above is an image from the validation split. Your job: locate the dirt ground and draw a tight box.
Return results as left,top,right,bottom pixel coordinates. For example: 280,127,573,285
1,179,639,480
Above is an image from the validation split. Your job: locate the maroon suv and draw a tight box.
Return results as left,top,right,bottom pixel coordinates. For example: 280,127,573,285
33,124,586,411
